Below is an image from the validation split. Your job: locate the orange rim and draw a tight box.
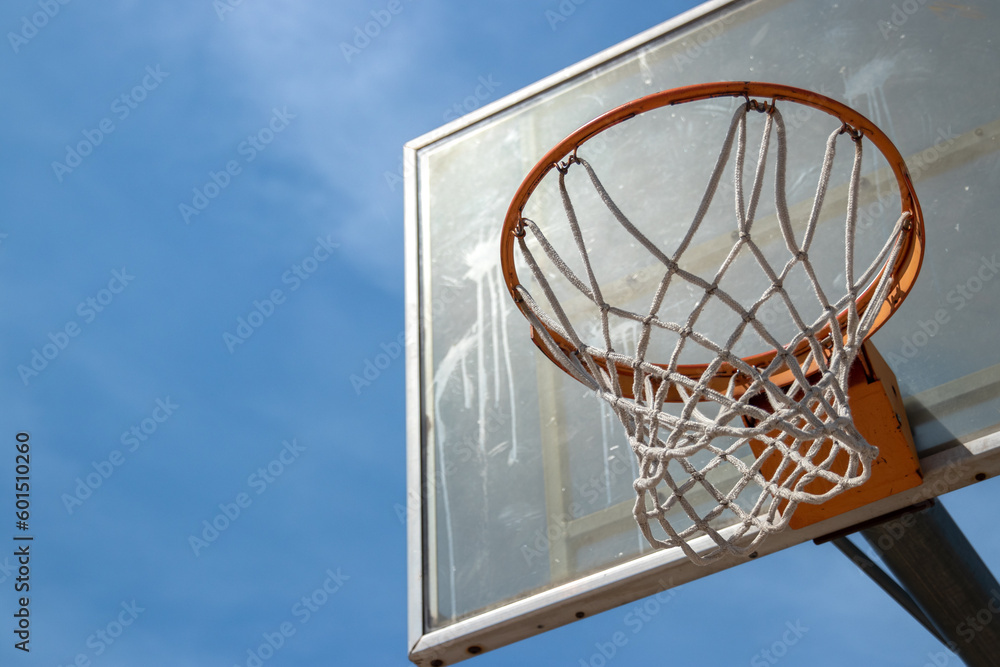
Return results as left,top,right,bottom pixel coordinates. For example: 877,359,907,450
500,82,924,399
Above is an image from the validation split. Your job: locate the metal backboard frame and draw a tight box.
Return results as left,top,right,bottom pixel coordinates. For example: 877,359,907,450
406,0,1000,664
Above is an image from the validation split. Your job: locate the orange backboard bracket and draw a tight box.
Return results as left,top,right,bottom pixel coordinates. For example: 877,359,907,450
747,340,923,530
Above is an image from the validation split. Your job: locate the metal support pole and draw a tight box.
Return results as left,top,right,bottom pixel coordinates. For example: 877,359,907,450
858,501,1000,667
830,536,947,645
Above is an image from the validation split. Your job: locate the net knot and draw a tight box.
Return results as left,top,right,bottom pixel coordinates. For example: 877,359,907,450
642,314,655,326
795,250,808,262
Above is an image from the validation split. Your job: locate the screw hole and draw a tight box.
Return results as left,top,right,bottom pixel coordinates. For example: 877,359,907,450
975,473,987,482
431,661,444,666
748,551,759,559
575,611,586,619
467,646,482,655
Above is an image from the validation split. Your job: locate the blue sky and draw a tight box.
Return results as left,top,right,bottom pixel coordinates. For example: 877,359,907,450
1,1,998,665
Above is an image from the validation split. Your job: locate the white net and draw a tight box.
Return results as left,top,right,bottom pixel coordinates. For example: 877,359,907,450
511,102,910,564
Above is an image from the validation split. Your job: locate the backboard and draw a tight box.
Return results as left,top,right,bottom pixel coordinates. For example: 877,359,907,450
405,1,1000,664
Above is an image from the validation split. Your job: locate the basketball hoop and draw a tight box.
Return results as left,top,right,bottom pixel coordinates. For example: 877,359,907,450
500,82,924,564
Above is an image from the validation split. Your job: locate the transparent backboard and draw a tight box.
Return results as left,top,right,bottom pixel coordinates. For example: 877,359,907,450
405,1,1000,663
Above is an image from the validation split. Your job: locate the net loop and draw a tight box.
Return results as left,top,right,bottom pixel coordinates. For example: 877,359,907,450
745,96,774,114
839,122,863,142
512,218,527,238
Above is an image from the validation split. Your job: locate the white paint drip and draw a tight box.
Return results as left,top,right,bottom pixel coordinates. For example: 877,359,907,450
496,271,519,465
844,57,900,224
463,237,519,464
432,336,478,618
460,352,472,409
844,57,897,147
475,276,487,450
486,267,502,404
